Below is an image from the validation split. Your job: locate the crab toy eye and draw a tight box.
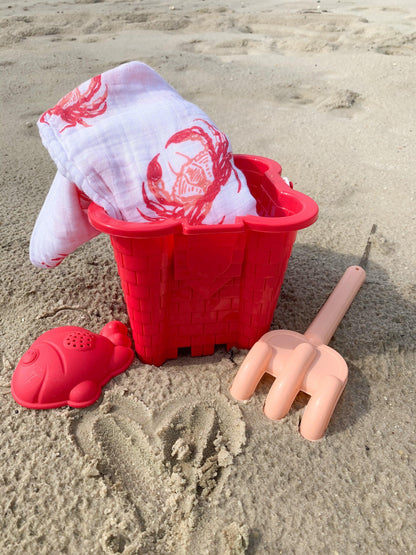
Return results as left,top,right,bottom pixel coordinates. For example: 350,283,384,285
21,348,40,365
147,155,163,183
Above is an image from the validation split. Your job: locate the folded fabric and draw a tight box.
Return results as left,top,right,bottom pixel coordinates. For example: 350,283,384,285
30,61,258,268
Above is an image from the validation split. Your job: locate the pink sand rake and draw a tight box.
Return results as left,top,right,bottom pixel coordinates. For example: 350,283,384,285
230,265,366,440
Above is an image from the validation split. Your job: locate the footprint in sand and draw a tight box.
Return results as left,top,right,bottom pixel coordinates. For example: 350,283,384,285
318,89,361,115
181,36,277,57
70,391,246,549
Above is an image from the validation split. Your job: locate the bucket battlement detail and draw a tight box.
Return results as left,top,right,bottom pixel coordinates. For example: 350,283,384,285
89,155,319,366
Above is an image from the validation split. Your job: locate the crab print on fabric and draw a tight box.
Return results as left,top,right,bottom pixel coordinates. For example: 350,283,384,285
40,75,108,132
40,254,68,268
139,119,242,225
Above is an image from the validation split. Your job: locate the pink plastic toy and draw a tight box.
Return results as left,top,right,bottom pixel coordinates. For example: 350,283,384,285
88,155,319,366
230,266,366,440
11,321,134,409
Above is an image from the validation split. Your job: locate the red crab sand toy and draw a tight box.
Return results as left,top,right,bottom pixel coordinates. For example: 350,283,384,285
11,321,134,409
230,266,366,441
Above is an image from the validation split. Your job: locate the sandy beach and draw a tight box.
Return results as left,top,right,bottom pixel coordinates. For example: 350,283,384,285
1,0,415,553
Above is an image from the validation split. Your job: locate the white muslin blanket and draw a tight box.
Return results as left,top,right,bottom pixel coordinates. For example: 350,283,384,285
30,61,257,268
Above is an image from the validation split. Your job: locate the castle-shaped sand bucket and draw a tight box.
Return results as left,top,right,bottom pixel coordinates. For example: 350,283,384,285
88,155,319,366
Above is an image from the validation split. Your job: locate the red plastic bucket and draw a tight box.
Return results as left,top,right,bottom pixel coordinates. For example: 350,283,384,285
88,155,318,366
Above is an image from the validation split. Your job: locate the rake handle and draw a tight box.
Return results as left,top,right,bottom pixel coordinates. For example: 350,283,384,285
304,265,366,346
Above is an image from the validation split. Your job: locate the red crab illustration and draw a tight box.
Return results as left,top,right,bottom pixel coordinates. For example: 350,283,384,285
41,254,68,268
40,75,108,132
139,119,242,224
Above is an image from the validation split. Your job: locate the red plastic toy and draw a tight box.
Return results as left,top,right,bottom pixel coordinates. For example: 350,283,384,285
11,321,134,409
88,155,319,366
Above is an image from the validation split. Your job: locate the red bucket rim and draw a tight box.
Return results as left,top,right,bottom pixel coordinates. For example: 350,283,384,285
88,154,318,238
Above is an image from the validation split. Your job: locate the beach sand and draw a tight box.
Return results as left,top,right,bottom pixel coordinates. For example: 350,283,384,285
1,0,415,553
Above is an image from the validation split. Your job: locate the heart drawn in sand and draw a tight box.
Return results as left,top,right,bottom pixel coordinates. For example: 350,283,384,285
69,391,246,552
